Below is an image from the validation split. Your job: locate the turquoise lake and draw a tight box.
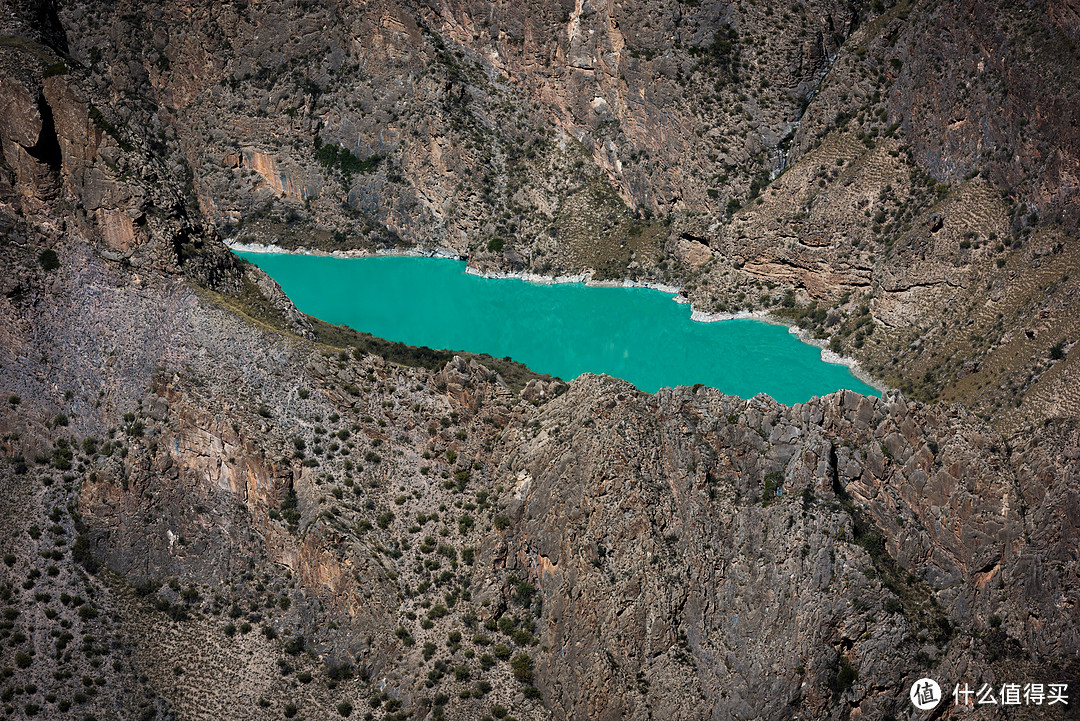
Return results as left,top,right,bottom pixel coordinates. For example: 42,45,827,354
236,252,879,404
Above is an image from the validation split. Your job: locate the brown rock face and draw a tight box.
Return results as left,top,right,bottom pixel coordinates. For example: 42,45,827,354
0,59,61,209
41,73,104,201
95,207,138,250
492,379,1079,719
46,0,866,261
0,75,43,147
241,148,320,203
892,0,1080,229
28,0,1076,426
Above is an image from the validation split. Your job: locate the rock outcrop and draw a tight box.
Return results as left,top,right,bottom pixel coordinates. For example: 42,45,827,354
1,230,1076,718
23,0,1074,424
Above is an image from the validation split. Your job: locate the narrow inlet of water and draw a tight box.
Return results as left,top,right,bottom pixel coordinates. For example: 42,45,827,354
236,252,879,404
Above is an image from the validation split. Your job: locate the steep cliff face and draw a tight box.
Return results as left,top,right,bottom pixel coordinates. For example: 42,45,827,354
492,379,1080,720
1,230,1077,719
48,0,1080,239
36,0,1080,419
50,0,865,264
686,129,1080,427
0,35,246,291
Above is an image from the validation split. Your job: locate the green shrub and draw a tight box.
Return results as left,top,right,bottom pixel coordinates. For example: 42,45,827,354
510,654,533,683
394,626,414,646
315,138,383,178
761,471,783,506
280,489,301,531
458,515,474,535
284,635,305,655
38,249,60,271
515,582,535,606
325,660,354,681
830,656,858,697
72,534,99,574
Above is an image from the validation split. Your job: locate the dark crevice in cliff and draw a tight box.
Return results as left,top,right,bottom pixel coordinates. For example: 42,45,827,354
26,93,62,173
42,0,69,53
12,0,69,53
828,442,841,497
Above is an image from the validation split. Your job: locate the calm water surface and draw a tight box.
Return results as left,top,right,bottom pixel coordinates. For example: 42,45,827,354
236,252,879,404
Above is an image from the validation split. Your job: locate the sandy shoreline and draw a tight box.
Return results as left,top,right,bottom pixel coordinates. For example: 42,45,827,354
229,241,886,392
463,266,682,295
691,308,884,391
227,240,463,260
